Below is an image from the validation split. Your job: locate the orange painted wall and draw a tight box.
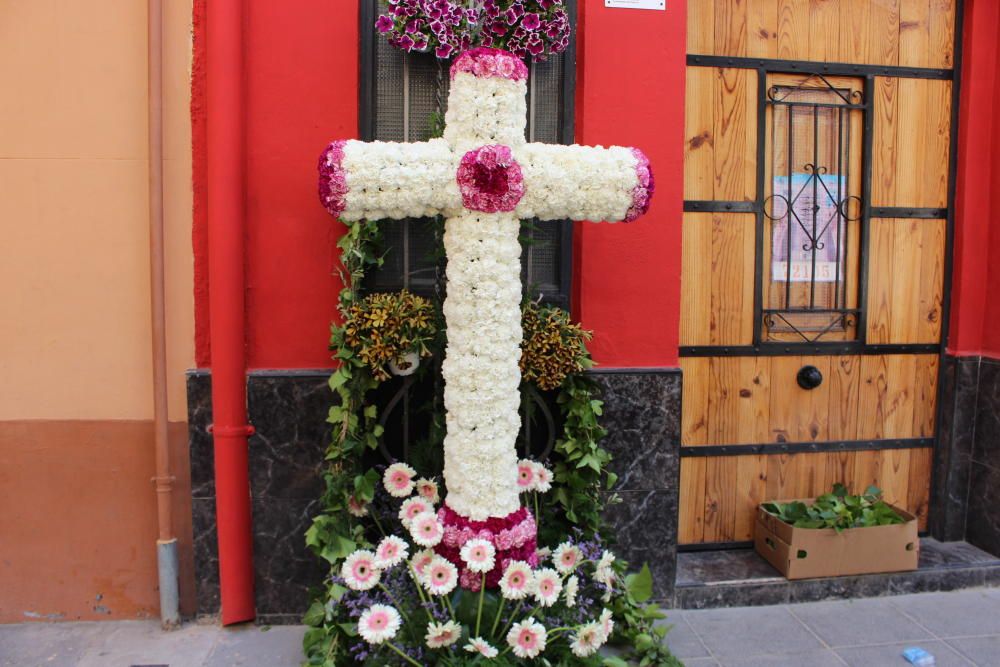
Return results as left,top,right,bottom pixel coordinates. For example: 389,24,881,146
0,0,195,622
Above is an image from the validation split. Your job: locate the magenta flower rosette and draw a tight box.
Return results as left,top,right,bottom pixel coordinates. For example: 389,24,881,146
457,144,526,213
435,504,539,590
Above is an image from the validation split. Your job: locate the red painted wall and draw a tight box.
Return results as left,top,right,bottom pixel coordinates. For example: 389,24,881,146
950,0,1000,359
573,0,685,368
192,1,686,371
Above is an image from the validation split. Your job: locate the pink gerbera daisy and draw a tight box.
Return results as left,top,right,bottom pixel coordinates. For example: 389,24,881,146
464,637,499,658
383,462,417,498
534,568,562,607
357,604,401,645
416,477,440,503
410,549,436,581
341,550,380,591
507,619,547,659
499,560,534,600
553,542,582,575
399,497,432,528
425,620,461,649
374,536,408,569
517,459,536,491
570,622,606,658
533,461,553,493
424,556,458,596
460,538,497,574
411,512,444,548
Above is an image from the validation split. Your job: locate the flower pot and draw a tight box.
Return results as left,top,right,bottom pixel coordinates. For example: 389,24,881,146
389,352,420,377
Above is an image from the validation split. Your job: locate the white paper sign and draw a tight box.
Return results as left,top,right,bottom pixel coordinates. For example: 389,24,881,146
605,0,665,9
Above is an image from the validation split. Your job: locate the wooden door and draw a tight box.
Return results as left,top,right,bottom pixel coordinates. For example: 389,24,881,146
679,0,957,545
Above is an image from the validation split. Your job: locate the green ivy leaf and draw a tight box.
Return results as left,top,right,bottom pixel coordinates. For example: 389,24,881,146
625,563,654,603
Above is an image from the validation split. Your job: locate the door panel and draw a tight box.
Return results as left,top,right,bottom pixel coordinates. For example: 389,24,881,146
872,77,952,208
681,354,938,446
680,213,756,346
680,0,955,545
866,218,946,343
684,67,758,201
689,0,955,68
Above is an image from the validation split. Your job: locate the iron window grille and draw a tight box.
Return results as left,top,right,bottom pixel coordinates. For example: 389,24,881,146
359,0,576,309
759,73,866,345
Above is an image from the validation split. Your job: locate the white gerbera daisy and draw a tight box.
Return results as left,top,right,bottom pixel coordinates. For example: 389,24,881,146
595,550,616,587
532,461,553,493
464,637,499,658
410,511,444,547
341,550,380,591
357,604,401,645
552,542,582,575
533,567,562,607
424,556,458,596
570,622,605,658
399,497,432,528
416,477,440,503
374,535,409,569
346,495,368,517
425,620,461,649
460,538,496,574
498,560,535,600
564,574,579,607
507,619,547,659
383,462,417,498
599,608,615,640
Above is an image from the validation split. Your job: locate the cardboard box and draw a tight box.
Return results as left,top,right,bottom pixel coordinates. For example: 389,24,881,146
754,499,919,580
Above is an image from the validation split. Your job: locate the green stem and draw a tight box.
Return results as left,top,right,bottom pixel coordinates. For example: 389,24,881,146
490,596,506,638
496,599,524,640
442,593,457,621
408,565,435,623
385,642,422,667
378,583,409,623
475,572,486,637
370,510,387,538
533,491,539,526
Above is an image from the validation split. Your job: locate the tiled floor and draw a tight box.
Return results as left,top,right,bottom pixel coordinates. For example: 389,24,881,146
661,588,1000,666
2,588,999,666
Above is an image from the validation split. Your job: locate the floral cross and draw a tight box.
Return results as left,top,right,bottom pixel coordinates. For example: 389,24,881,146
319,47,653,532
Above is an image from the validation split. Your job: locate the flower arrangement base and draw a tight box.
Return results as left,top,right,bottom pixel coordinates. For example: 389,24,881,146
437,504,538,590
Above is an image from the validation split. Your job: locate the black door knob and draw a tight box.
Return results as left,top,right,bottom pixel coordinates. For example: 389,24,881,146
797,365,823,390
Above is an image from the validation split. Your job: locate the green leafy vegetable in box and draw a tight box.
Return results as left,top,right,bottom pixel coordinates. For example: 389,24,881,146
762,484,906,532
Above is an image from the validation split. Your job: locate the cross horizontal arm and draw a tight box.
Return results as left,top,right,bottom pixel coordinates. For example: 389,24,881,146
513,143,654,223
319,138,461,222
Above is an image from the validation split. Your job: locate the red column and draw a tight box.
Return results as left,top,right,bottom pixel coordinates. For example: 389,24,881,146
206,0,255,624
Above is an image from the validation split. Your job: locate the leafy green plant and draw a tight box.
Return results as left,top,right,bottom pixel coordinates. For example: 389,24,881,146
762,484,906,532
304,216,681,665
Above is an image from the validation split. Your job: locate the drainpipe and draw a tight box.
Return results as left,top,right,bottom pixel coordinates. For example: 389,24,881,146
147,0,180,629
206,0,256,624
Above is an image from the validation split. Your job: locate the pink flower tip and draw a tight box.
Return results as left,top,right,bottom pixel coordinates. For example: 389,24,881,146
451,47,529,82
625,147,655,222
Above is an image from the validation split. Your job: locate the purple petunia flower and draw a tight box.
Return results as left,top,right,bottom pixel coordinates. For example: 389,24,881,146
375,15,394,33
522,12,541,31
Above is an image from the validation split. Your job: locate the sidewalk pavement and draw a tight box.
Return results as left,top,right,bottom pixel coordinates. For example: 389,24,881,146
2,588,999,666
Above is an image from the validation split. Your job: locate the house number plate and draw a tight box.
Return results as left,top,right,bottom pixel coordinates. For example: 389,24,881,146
604,0,665,9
